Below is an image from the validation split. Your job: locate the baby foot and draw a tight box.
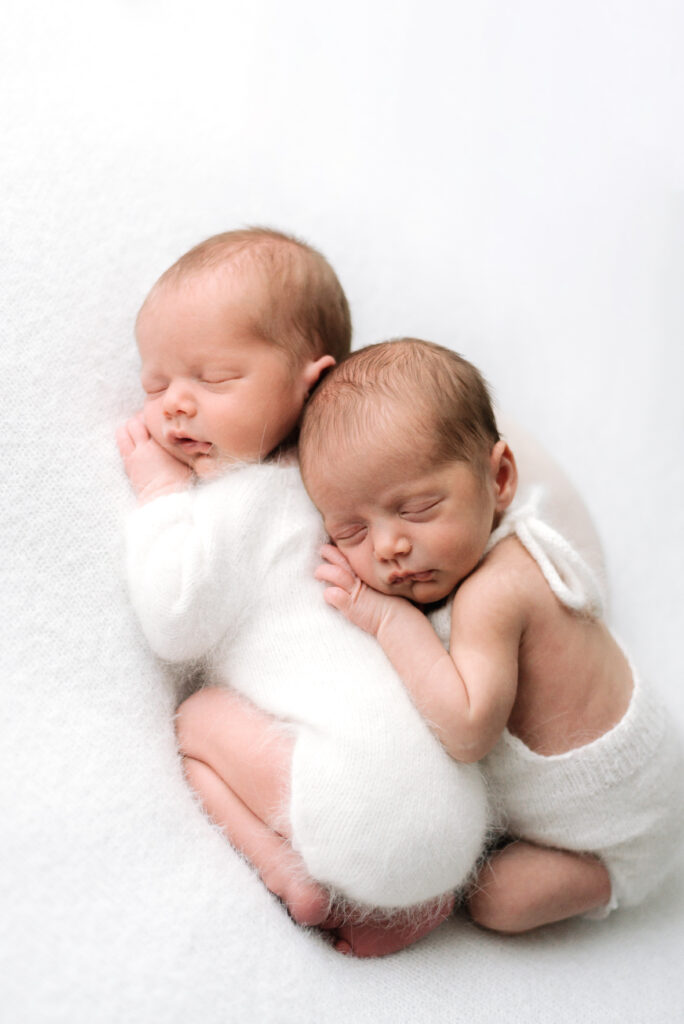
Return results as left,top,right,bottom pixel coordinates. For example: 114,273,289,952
323,894,455,957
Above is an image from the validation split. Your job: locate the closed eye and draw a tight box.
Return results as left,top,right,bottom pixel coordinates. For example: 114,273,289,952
201,376,241,388
331,525,367,546
400,499,442,520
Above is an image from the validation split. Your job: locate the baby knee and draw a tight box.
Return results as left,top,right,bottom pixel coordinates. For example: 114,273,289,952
467,887,527,934
466,853,535,934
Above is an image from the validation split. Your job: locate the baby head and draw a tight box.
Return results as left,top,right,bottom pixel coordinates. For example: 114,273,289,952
135,227,351,475
300,338,517,604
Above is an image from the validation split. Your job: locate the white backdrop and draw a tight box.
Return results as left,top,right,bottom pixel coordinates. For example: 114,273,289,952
3,1,683,1021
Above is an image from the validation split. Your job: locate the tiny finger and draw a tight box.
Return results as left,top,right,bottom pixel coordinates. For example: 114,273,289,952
115,423,134,458
128,413,150,445
323,587,351,613
314,564,355,591
320,543,354,572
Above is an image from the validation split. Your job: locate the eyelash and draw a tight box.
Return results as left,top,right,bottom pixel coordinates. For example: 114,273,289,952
332,502,440,542
333,527,367,545
144,377,237,394
400,501,439,519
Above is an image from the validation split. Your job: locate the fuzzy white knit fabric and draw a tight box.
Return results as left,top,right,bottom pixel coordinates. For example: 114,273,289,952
484,488,606,617
126,461,489,909
6,3,684,1020
485,668,684,917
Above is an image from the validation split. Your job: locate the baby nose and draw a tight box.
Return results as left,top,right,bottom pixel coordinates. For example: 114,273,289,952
163,380,197,418
373,525,411,561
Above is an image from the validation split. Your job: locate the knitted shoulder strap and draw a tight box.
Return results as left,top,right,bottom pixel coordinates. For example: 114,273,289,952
484,488,605,618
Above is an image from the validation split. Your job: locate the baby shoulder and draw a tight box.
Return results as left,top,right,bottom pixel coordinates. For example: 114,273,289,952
454,539,543,634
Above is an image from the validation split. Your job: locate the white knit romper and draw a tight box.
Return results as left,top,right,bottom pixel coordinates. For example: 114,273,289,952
126,461,489,911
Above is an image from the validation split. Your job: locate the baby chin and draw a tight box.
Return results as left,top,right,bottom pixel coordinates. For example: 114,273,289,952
192,452,225,478
193,450,252,478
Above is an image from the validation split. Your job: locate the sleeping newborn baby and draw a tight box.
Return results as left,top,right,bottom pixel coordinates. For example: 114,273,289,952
118,228,489,954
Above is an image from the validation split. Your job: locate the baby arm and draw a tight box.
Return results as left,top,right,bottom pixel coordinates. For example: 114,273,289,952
119,417,233,662
316,545,519,761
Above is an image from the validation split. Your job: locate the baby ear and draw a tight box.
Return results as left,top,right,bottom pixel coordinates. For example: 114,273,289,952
489,440,518,511
303,354,336,391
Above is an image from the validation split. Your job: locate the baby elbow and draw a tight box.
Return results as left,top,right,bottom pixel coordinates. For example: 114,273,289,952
444,723,496,764
445,740,486,764
143,615,211,664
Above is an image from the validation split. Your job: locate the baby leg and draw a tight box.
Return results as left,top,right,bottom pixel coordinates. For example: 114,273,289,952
176,687,331,926
467,840,611,933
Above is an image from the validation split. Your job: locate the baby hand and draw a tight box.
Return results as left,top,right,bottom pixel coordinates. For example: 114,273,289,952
116,412,193,503
314,544,402,637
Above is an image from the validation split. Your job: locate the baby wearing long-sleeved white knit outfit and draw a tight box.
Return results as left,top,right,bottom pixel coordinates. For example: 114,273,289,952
126,459,489,911
429,492,684,916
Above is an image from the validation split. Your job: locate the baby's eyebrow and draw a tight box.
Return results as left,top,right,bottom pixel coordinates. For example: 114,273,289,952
140,372,166,386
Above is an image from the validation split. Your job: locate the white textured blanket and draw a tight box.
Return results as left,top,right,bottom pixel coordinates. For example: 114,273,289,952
3,2,683,1022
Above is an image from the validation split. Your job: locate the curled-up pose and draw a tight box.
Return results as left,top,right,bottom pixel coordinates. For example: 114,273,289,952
299,338,684,937
118,230,489,956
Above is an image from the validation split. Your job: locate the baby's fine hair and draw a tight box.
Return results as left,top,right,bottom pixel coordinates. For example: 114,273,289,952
300,338,500,475
140,227,351,364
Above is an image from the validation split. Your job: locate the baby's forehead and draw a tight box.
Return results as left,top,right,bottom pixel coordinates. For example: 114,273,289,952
323,395,436,461
137,264,271,345
312,430,438,499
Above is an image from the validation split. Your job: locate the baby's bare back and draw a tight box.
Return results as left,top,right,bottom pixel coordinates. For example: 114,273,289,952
484,538,634,756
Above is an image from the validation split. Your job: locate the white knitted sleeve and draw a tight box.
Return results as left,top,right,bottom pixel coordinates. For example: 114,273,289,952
125,482,242,663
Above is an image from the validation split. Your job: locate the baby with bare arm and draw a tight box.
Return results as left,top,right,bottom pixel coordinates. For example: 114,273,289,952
117,230,490,956
299,338,684,934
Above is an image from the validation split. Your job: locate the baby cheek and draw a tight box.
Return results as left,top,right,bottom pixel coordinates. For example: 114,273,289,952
142,403,158,438
143,403,169,451
339,546,365,580
355,550,381,589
